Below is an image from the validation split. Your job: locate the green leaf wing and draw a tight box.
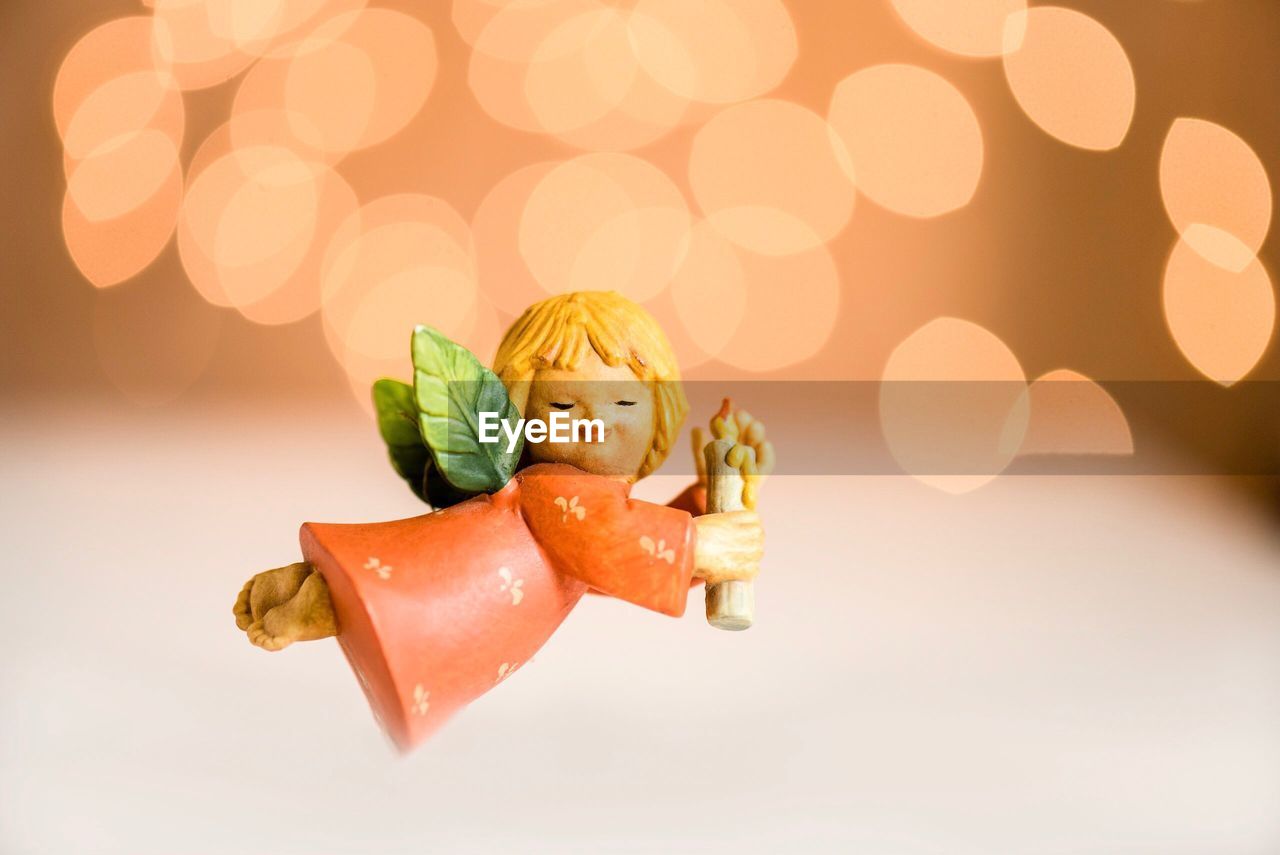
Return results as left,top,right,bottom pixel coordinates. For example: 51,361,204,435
411,324,524,494
421,460,474,509
371,378,430,502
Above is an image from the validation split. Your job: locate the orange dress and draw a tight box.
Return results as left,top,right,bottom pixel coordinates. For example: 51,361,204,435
300,463,706,751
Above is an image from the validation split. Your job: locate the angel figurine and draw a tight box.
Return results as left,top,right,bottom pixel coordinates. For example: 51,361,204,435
232,291,772,750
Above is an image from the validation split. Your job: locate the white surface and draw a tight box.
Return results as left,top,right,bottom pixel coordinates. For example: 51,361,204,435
3,401,1280,854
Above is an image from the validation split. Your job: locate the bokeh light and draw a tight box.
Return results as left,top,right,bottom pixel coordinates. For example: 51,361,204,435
232,9,437,157
467,45,547,134
450,0,517,47
63,159,184,289
828,64,983,218
232,66,333,165
54,18,168,139
343,266,473,376
1017,369,1133,456
1160,118,1272,272
1002,7,1135,151
67,130,180,224
234,0,370,57
294,10,435,151
665,219,748,369
466,0,576,134
234,178,357,325
464,294,509,369
689,99,855,255
461,0,592,59
321,195,480,399
187,146,318,272
203,0,286,48
55,16,186,288
518,154,690,302
550,81,692,158
524,9,638,135
466,0,691,150
464,0,796,151
714,230,840,371
890,0,1027,58
1163,228,1275,386
181,142,311,289
471,161,559,316
146,0,370,83
178,124,359,324
880,318,1027,493
61,70,184,166
532,8,692,151
629,0,797,103
282,41,378,153
148,0,261,90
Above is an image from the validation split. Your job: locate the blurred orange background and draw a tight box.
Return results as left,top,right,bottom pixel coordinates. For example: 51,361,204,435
5,0,1277,413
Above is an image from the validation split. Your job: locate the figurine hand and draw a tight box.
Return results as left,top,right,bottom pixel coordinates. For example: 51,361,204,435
233,563,337,651
693,510,764,585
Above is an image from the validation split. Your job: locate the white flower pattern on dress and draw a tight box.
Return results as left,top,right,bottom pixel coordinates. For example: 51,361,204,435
497,566,524,605
364,556,392,580
412,684,430,716
639,535,676,564
495,661,521,683
554,495,585,522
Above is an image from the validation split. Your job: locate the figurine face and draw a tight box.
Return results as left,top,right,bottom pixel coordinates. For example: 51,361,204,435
524,350,655,479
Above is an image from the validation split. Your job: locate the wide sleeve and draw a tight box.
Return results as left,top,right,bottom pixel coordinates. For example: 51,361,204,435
518,464,696,617
299,483,589,752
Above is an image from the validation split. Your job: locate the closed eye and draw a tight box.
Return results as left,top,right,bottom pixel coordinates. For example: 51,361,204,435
615,400,637,407
549,402,574,410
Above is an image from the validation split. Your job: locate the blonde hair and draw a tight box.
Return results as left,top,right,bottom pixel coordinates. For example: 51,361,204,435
493,291,688,479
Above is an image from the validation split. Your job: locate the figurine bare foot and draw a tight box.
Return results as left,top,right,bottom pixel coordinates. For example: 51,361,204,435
233,563,337,651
